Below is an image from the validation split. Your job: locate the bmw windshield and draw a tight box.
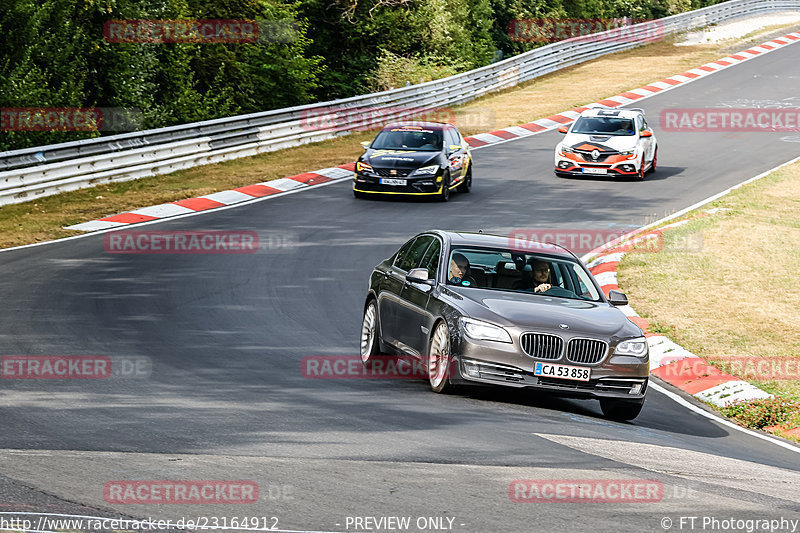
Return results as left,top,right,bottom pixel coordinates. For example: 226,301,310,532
571,116,636,136
446,247,603,302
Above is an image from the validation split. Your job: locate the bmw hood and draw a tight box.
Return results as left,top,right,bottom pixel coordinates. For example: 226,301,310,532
448,287,640,338
364,149,440,169
561,133,638,153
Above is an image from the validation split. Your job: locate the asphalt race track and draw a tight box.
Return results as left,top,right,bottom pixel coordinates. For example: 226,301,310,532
1,37,799,533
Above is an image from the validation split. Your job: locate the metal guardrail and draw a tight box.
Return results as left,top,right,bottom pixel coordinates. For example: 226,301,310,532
1,0,799,206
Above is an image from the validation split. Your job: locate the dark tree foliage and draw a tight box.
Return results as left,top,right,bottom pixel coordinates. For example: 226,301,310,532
0,0,322,151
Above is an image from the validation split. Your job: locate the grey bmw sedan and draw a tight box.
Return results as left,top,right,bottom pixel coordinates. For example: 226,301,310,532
359,230,650,420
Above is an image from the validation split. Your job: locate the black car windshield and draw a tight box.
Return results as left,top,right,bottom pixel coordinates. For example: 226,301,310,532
371,127,443,151
446,247,602,302
571,116,635,136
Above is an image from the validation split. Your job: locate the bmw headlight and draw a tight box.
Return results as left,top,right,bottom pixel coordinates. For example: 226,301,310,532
614,336,648,357
460,317,512,344
414,165,439,176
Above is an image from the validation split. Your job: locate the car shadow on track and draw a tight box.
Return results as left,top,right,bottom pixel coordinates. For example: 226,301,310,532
391,379,731,438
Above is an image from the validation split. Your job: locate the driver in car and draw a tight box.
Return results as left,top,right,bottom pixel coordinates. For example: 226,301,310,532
531,260,552,293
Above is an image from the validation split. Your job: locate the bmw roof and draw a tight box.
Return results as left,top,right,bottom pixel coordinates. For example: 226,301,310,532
431,230,577,259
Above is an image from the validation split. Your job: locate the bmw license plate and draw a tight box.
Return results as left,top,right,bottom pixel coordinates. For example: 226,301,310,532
534,362,590,381
380,178,407,186
583,167,607,175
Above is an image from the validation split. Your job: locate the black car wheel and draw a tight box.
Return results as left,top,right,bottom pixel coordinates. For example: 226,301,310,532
437,172,451,202
599,397,644,421
457,167,472,193
428,321,454,393
360,299,381,366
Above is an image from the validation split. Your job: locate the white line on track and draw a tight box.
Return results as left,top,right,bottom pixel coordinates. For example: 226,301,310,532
649,382,800,454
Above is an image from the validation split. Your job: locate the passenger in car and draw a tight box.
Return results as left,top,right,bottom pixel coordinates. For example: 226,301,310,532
448,253,476,286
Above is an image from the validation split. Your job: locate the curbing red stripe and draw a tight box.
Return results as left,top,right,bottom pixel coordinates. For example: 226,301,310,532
785,34,799,40
729,54,747,60
743,49,761,55
99,213,158,223
489,129,519,140
173,198,226,211
289,172,332,185
234,184,281,197
761,44,774,50
465,137,488,147
715,59,732,66
628,316,650,331
600,284,619,296
596,99,621,107
589,261,619,276
573,107,591,113
680,71,701,79
698,65,716,72
660,78,682,86
652,359,739,395
640,85,663,92
619,92,644,100
546,114,573,124
518,123,547,132
338,162,356,171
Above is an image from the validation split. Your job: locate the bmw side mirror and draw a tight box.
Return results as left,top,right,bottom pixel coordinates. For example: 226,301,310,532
608,290,629,306
406,268,435,286
640,130,652,138
360,141,370,150
558,126,568,134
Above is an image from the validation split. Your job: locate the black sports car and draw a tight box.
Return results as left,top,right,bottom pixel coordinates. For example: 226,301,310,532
359,230,650,421
353,121,472,201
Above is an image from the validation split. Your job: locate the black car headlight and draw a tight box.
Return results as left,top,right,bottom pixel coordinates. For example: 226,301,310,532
356,161,373,173
413,165,439,176
460,317,512,344
614,336,648,357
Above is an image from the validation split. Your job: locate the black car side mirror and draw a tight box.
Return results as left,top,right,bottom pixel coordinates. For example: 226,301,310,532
608,290,628,306
406,268,435,286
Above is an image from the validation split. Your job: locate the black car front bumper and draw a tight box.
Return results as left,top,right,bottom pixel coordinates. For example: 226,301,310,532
353,173,444,195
